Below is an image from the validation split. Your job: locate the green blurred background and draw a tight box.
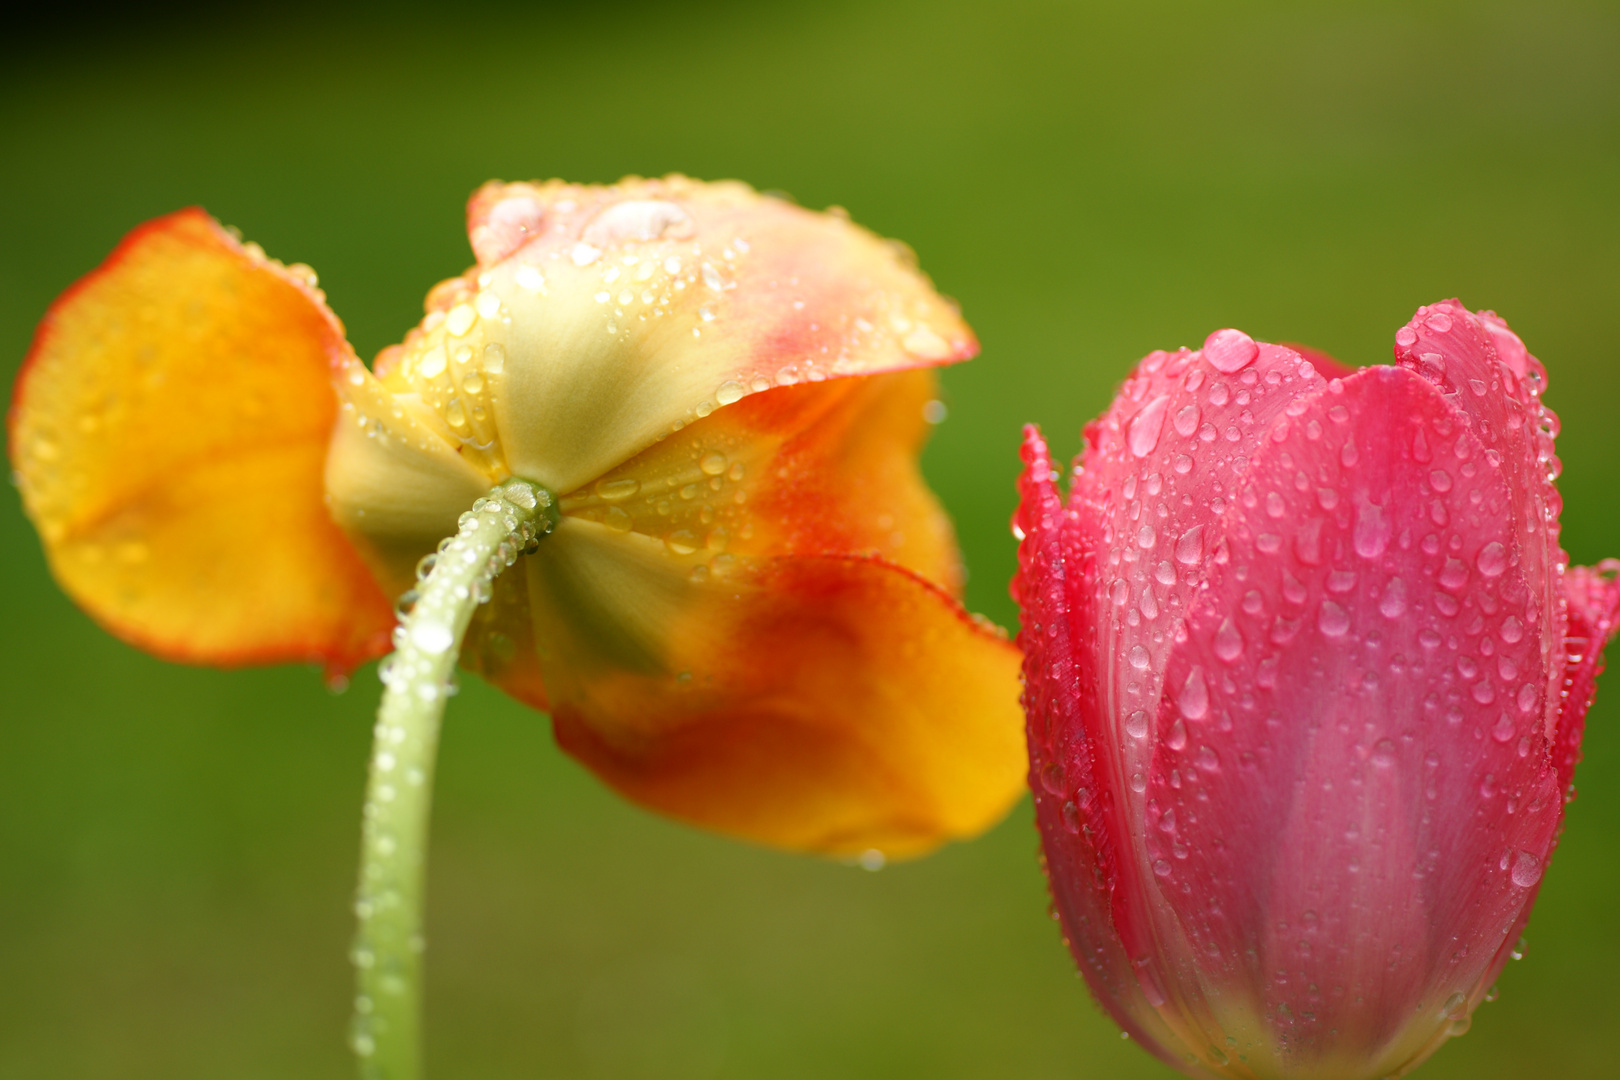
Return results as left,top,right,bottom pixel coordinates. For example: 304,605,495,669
3,1,1618,1076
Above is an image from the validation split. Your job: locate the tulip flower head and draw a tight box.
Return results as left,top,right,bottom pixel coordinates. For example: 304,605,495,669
1013,303,1619,1079
9,177,1025,1077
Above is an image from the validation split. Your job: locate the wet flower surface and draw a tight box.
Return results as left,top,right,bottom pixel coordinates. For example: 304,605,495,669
10,176,1025,859
1013,302,1620,1078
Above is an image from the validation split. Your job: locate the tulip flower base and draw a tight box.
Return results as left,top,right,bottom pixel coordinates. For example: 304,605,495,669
1014,308,1620,1080
351,478,557,1079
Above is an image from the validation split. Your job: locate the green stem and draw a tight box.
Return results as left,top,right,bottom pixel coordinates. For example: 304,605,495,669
350,477,557,1080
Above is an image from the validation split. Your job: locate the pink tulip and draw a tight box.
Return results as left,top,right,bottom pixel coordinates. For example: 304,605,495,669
1012,300,1620,1078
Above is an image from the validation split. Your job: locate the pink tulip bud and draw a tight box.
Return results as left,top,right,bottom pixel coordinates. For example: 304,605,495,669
1012,300,1620,1078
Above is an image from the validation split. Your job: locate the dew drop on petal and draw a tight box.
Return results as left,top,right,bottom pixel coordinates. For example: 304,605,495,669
1380,578,1407,619
1174,403,1200,437
1319,600,1350,638
1477,541,1508,578
1518,683,1539,713
1439,558,1469,592
1492,713,1516,743
1204,328,1259,374
1126,710,1149,739
1371,739,1397,768
1129,394,1172,457
1511,850,1543,888
1175,525,1204,566
1214,619,1243,663
1354,500,1390,559
1179,667,1209,720
1128,645,1151,671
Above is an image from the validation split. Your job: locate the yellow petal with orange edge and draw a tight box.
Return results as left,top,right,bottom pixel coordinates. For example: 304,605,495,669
8,208,393,672
451,176,978,495
525,522,1025,857
560,368,964,593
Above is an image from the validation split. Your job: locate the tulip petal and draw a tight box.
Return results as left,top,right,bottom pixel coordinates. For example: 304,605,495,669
9,209,393,673
559,368,963,593
525,521,1025,857
1149,362,1562,1072
1021,307,1598,1078
1014,425,1198,1069
461,176,977,494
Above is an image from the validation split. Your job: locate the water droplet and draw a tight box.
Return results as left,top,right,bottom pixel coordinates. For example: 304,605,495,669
1167,719,1188,749
1510,850,1543,887
482,343,506,373
1138,524,1157,549
1477,541,1507,578
419,347,447,379
1179,667,1209,720
1354,500,1390,559
700,451,728,476
1175,525,1204,566
1430,469,1453,493
1174,403,1200,437
1295,517,1323,565
1282,572,1307,605
596,477,640,500
1126,710,1149,739
1129,394,1172,457
1380,578,1407,619
1439,558,1469,592
1499,615,1524,643
716,380,746,405
1492,713,1516,743
1426,311,1453,333
1129,645,1151,670
1517,683,1539,713
1214,619,1243,662
665,530,699,555
1204,328,1258,373
411,623,453,655
1319,600,1350,638
1396,326,1418,348
445,304,476,337
1371,739,1397,768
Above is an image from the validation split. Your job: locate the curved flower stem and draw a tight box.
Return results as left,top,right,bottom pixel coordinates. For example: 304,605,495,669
350,478,557,1080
